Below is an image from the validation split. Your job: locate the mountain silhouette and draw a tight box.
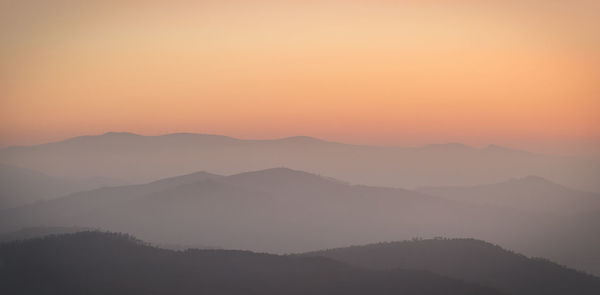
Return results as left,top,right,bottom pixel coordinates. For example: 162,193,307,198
1,167,597,275
0,226,95,243
1,132,597,192
0,231,504,295
303,238,600,295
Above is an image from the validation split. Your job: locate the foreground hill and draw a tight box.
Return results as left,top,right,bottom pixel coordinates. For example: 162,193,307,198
418,176,600,215
304,238,600,295
0,232,503,295
0,164,125,209
0,226,95,244
1,168,597,275
0,132,597,192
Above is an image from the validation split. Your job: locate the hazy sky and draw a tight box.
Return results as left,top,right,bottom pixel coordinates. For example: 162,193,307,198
1,0,599,155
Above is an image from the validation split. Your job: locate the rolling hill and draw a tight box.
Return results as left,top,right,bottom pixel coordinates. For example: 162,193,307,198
303,238,600,295
0,231,503,295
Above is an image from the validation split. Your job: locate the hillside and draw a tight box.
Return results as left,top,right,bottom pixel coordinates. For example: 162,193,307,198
0,226,95,244
304,238,600,295
0,232,503,295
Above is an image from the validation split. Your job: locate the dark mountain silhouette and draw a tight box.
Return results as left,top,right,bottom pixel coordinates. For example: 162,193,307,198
1,167,597,275
0,132,597,192
418,175,600,215
0,226,219,251
0,226,95,244
303,238,600,295
0,232,504,295
0,164,125,209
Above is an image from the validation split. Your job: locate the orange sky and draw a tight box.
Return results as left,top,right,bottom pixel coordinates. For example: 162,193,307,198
1,1,599,155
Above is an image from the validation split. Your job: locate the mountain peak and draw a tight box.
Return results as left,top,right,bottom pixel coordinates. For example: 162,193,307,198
422,143,471,150
101,132,139,137
276,136,325,143
227,167,344,187
232,167,316,178
149,171,223,186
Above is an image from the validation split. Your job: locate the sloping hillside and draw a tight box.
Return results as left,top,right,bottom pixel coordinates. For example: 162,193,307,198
0,232,503,295
304,238,600,295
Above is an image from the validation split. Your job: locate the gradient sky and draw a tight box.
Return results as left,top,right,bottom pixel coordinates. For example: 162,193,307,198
1,0,599,155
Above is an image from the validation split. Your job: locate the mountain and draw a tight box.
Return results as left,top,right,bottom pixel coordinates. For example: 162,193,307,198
0,232,503,295
0,168,469,252
2,167,597,275
0,164,126,210
418,175,600,215
303,238,600,295
0,226,219,251
0,132,598,192
0,226,96,244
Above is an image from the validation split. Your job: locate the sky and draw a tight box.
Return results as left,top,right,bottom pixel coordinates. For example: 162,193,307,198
1,0,599,156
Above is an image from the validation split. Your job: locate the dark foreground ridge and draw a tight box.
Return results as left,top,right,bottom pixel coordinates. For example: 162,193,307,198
303,238,600,295
0,231,503,295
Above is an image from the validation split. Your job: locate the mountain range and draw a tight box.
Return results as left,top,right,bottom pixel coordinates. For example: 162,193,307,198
1,167,598,275
303,237,600,295
2,231,599,295
0,232,505,295
1,132,598,192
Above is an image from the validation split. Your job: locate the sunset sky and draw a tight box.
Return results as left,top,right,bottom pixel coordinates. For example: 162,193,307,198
1,0,599,155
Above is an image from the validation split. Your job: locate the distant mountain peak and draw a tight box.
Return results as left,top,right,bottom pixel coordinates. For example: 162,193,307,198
276,136,325,143
61,132,140,143
159,133,238,140
149,170,223,186
233,167,316,177
422,142,472,150
227,167,345,186
101,131,139,137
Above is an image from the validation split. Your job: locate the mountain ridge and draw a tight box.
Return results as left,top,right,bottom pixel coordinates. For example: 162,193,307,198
2,167,598,276
1,132,597,194
2,132,520,151
0,231,505,295
303,237,600,295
